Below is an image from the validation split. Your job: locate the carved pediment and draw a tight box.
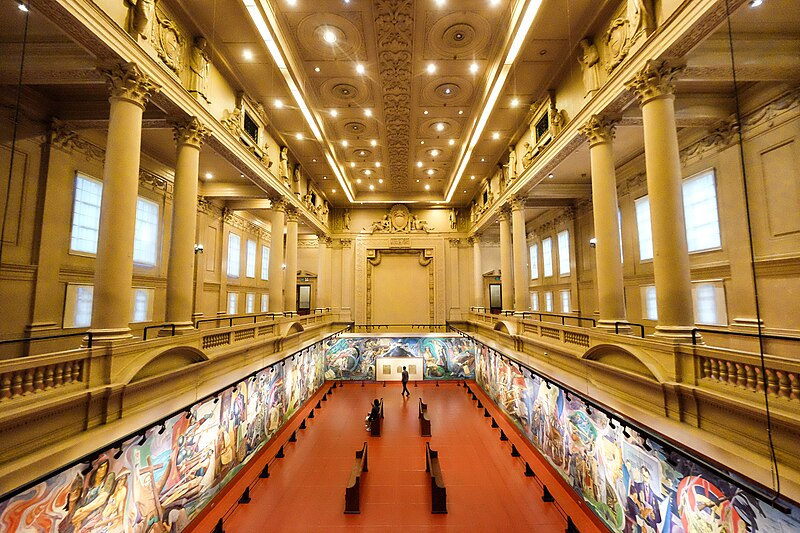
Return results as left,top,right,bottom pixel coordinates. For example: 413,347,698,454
363,204,434,234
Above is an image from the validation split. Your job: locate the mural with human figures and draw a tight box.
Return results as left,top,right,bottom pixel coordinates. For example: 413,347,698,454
0,345,326,533
324,336,476,380
475,345,800,533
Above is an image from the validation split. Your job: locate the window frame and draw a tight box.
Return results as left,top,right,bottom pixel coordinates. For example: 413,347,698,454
557,230,570,276
227,232,241,278
245,239,257,278
227,292,239,315
542,237,553,278
683,169,722,254
69,173,103,256
529,243,539,280
133,196,161,267
261,245,270,280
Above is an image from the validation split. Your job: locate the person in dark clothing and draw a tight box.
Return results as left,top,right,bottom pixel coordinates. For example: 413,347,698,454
365,399,381,431
401,366,410,397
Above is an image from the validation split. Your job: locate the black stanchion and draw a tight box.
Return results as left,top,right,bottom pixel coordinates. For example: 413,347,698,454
275,446,285,459
477,400,483,409
542,485,555,502
484,408,490,417
435,381,439,387
500,430,508,441
524,462,535,477
316,400,321,409
259,463,270,478
511,444,520,457
322,394,327,401
299,419,306,429
238,487,251,504
289,431,297,442
361,380,365,388
383,380,386,387
213,518,224,533
308,409,315,418
491,417,498,428
414,380,418,387
566,516,580,533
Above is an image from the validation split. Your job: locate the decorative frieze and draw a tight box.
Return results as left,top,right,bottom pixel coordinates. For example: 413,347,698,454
364,204,434,234
49,119,105,162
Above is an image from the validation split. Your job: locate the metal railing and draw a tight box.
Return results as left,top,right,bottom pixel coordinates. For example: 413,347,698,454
142,323,176,340
351,324,448,333
0,330,93,352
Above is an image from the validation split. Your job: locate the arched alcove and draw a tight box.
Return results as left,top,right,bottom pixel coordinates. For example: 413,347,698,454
582,344,661,382
281,321,305,337
129,347,208,383
494,320,516,335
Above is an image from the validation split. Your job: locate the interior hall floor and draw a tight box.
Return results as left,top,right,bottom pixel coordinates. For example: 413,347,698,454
224,381,601,532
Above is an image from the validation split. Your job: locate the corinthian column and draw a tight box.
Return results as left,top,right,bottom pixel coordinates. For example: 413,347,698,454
510,196,529,312
163,118,208,334
268,198,286,312
90,63,160,342
469,235,483,308
498,208,513,311
626,59,694,341
317,234,332,309
580,115,628,332
284,208,299,312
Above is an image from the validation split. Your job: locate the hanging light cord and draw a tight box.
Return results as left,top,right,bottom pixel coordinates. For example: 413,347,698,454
723,0,780,500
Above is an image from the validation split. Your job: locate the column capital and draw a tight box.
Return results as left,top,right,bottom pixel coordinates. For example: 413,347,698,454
625,59,685,106
468,234,481,245
317,233,332,246
497,207,511,222
100,63,161,110
580,115,618,147
172,117,209,148
509,195,526,212
285,208,300,223
270,196,288,212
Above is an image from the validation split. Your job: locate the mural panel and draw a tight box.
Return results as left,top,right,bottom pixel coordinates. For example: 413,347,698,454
0,345,326,533
324,336,476,380
475,346,800,533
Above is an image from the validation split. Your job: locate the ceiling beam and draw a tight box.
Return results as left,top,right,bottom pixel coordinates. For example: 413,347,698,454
200,183,267,198
225,199,274,210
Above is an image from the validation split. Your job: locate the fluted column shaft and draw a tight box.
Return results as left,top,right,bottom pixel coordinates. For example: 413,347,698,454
627,60,694,340
498,209,513,310
268,199,286,312
581,115,628,330
510,198,529,312
284,210,299,312
164,119,207,333
470,235,483,308
90,64,160,341
317,235,332,309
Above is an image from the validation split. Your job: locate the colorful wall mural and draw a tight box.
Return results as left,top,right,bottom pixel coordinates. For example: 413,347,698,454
474,344,800,533
324,335,476,381
0,344,326,533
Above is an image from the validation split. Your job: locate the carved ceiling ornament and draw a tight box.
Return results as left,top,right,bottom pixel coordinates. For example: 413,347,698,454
153,7,185,75
579,114,618,147
100,63,161,110
364,204,434,234
374,0,414,192
625,59,685,105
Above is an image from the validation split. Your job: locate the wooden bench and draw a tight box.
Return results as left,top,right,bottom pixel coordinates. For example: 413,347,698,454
369,398,384,436
344,442,368,514
425,442,447,514
419,398,431,437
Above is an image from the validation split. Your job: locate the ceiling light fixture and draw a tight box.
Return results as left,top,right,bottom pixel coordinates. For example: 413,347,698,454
205,172,213,179
332,188,336,192
749,0,762,6
445,0,544,202
435,123,445,132
330,109,338,117
359,150,366,156
469,63,479,74
341,140,348,147
17,1,28,11
458,110,464,115
470,175,475,180
375,162,381,168
356,178,362,184
350,162,355,167
355,63,365,74
323,176,327,179
435,0,445,6
511,97,519,107
243,49,254,61
274,99,283,108
370,139,377,146
295,133,304,140
323,29,337,44
417,161,423,168
480,158,485,162
314,66,320,72
430,149,440,157
378,178,383,184
449,139,455,146
427,63,436,74
423,110,429,115
364,109,372,117
364,169,372,175
548,172,554,179
427,169,435,175
369,184,375,190
425,183,431,190
492,132,500,140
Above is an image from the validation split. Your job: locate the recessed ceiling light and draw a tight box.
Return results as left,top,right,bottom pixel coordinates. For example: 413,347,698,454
427,169,434,175
749,0,762,6
417,161,423,168
274,99,283,108
323,176,327,180
480,158,485,162
436,123,445,131
243,49,254,61
364,109,372,117
375,162,381,167
469,63,479,74
458,110,464,115
490,0,500,5
449,139,455,146
330,109,338,117
431,149,440,157
350,162,355,167
359,150,366,156
470,175,475,180
426,63,436,74
287,0,296,5
369,184,375,190
312,159,317,162
370,139,377,146
425,183,431,190
240,173,245,178
323,30,337,44
205,172,213,179
492,132,500,140
416,179,420,183
420,140,425,145
332,188,336,192
378,178,383,184
341,140,349,147
295,133,304,140
364,169,372,175
463,190,467,193
423,110,429,115
17,2,28,11
356,178,362,184
355,63,365,74
511,98,519,107
435,0,445,6
548,173,555,179
314,66,321,72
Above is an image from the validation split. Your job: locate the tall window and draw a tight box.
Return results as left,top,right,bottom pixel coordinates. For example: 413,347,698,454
133,197,159,266
132,288,153,322
692,281,728,325
557,230,570,275
70,175,103,254
560,290,571,313
641,285,657,320
245,239,257,278
544,291,553,312
261,245,270,280
261,294,268,312
683,171,721,252
246,292,255,313
618,209,624,263
227,233,241,278
542,238,553,277
74,285,93,327
531,292,539,311
635,196,653,261
227,292,239,314
529,244,539,280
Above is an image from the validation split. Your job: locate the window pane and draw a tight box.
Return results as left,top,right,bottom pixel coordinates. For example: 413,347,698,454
246,240,256,278
246,293,255,313
74,286,93,327
132,288,152,323
70,175,103,254
642,285,657,320
228,292,238,314
557,230,570,275
544,291,553,312
531,292,538,311
618,209,624,263
133,197,159,266
683,171,722,252
635,196,653,261
560,290,570,313
529,244,538,279
693,282,727,325
261,245,270,280
261,294,268,312
542,238,553,277
227,233,241,277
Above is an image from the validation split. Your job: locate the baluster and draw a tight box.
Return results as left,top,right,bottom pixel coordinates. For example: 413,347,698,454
753,366,764,393
0,373,11,400
34,367,44,392
777,371,790,399
789,373,800,401
11,372,23,397
54,363,64,386
702,358,711,379
710,359,720,381
765,369,779,396
745,365,756,391
73,361,83,382
722,361,733,385
63,362,73,384
44,365,54,390
22,369,34,395
735,363,746,388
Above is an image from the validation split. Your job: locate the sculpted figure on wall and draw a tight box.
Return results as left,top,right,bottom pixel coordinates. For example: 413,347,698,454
522,142,534,169
628,0,656,37
128,0,156,39
188,37,211,104
279,147,290,188
506,145,517,180
343,209,351,231
578,38,602,96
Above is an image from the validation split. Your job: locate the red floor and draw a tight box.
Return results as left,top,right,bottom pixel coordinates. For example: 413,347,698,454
218,381,605,532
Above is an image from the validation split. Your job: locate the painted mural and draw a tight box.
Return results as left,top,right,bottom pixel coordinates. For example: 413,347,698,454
475,345,800,533
0,345,326,533
324,336,476,380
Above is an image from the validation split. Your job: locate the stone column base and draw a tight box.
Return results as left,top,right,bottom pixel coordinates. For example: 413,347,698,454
654,325,699,344
86,327,133,346
597,319,631,334
159,322,196,336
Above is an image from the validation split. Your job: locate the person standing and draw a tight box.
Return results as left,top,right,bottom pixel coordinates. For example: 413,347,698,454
401,366,410,397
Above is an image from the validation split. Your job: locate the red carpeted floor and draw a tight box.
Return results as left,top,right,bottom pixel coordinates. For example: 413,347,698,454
221,381,604,532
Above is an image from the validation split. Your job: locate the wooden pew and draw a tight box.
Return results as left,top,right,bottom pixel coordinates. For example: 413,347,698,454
418,398,431,437
344,442,368,514
425,442,447,514
369,398,384,436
